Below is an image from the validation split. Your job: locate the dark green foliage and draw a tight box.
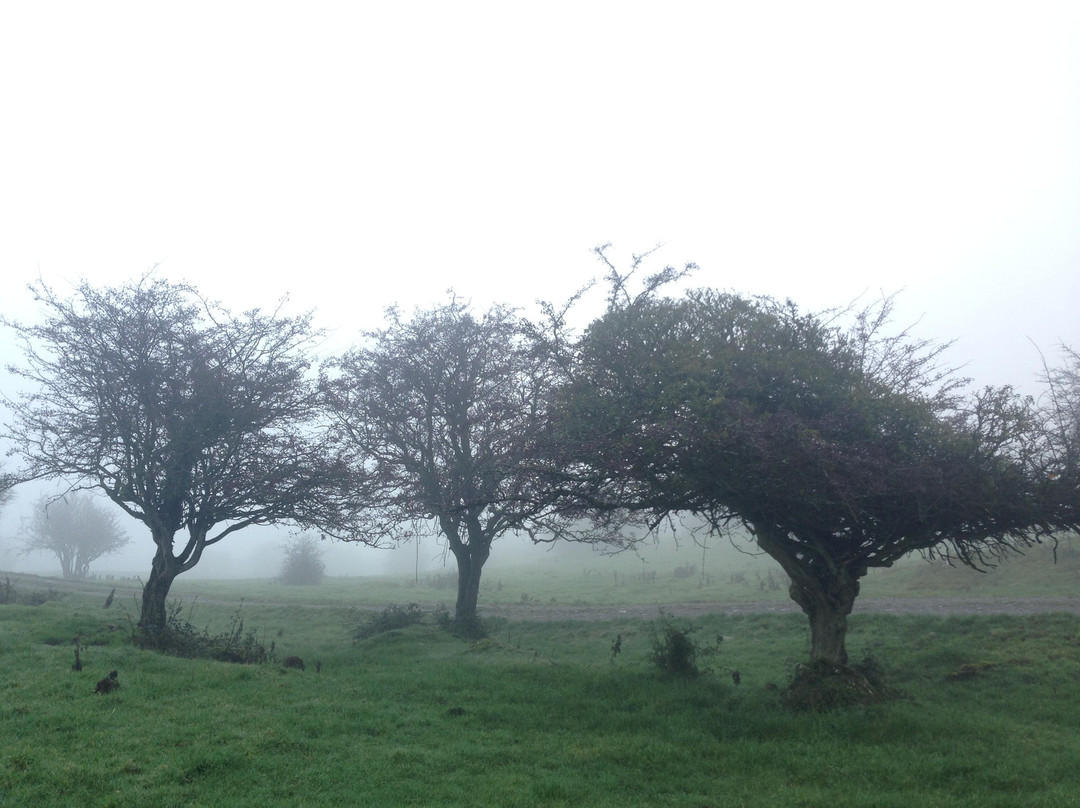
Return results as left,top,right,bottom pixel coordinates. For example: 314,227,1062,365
561,285,1070,666
322,299,594,626
131,600,267,664
647,617,722,678
278,534,326,585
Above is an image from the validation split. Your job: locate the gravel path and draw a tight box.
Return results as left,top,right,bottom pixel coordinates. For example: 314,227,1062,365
478,595,1080,622
8,571,1079,621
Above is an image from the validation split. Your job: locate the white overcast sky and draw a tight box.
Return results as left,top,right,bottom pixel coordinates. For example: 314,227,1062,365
1,1,1079,575
2,1,1078,378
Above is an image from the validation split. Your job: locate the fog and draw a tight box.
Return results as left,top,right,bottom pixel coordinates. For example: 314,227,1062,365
0,478,728,583
1,6,1078,582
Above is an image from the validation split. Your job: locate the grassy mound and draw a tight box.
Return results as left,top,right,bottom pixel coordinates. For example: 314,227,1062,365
782,656,897,710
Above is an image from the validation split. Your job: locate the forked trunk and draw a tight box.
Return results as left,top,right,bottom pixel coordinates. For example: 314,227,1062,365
450,540,490,631
788,571,860,666
754,524,863,667
455,558,482,622
138,544,181,638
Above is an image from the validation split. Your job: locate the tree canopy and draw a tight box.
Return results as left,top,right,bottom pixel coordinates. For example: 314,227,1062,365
558,287,1069,666
3,276,349,636
321,299,590,627
1040,343,1080,529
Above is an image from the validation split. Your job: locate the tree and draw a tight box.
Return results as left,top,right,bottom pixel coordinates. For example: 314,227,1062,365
0,469,13,518
20,492,130,578
279,533,326,585
3,276,349,638
1040,343,1080,531
321,299,589,630
559,286,1068,668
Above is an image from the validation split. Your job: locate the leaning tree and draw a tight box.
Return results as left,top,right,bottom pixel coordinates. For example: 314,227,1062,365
3,276,349,638
558,285,1070,668
321,298,600,630
20,492,130,579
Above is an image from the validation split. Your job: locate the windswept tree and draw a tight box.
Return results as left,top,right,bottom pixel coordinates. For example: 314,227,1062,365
559,284,1068,670
20,492,130,578
321,299,592,630
3,276,349,639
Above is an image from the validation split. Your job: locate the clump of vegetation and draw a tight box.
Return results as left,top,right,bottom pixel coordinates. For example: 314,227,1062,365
351,603,427,640
782,655,895,710
672,563,697,580
1,576,18,605
441,612,488,640
131,599,267,664
421,571,457,590
647,618,722,677
0,576,61,606
278,533,326,585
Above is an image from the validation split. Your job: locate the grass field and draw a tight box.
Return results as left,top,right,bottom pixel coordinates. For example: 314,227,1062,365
2,541,1080,808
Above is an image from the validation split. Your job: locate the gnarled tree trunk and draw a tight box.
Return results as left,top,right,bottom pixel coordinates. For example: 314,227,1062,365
138,540,182,638
754,523,863,666
787,570,860,666
451,542,490,626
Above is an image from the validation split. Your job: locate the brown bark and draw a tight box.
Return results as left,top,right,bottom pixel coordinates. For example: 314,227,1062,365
754,523,862,666
137,541,181,638
787,572,860,666
450,540,490,630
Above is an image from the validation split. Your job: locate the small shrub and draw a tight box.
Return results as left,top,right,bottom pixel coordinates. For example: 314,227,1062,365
352,603,426,640
279,533,326,585
648,618,722,678
0,577,62,606
432,604,452,628
424,571,457,590
673,563,697,580
132,599,267,664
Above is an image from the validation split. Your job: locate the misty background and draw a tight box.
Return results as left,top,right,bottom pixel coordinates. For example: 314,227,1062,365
1,3,1078,581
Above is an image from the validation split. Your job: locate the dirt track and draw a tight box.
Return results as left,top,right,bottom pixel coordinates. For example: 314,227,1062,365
7,572,1080,621
478,595,1080,622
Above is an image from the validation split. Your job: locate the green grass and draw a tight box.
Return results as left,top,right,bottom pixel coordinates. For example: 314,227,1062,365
134,531,1073,611
3,574,1080,807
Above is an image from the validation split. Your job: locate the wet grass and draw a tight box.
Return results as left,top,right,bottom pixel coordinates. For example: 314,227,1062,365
2,583,1080,807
